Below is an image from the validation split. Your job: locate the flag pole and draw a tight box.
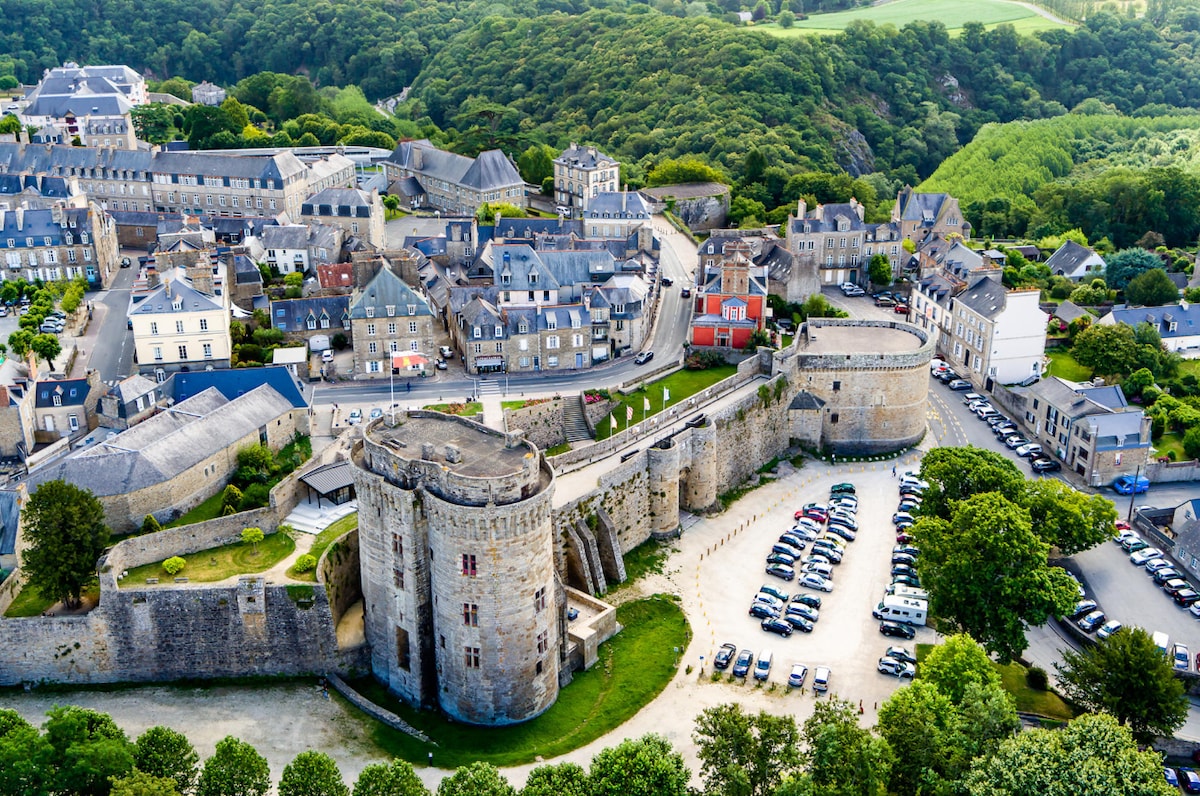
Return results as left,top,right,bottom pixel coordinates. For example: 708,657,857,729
389,354,395,423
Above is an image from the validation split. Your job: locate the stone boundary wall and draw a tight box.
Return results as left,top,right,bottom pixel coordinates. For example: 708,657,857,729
105,506,276,580
988,383,1028,419
326,674,431,743
1146,458,1200,483
0,567,26,616
504,398,565,451
582,395,615,433
550,359,762,473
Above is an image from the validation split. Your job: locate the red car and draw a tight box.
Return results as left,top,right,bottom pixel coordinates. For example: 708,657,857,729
1115,519,1132,531
894,304,909,314
896,532,913,544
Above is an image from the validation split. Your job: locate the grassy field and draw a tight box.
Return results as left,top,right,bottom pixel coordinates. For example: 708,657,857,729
4,583,100,618
164,490,225,528
757,0,1071,36
594,364,736,441
350,596,689,767
124,532,296,584
1045,349,1093,382
287,513,358,582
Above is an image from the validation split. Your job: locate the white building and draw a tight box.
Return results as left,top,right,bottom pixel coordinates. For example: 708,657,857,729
553,143,619,215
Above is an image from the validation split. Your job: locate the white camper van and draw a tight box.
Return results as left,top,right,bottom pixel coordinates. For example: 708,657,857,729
887,584,929,601
872,596,928,626
1153,630,1170,656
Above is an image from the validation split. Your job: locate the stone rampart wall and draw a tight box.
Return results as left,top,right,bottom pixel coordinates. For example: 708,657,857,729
504,398,565,451
319,527,361,627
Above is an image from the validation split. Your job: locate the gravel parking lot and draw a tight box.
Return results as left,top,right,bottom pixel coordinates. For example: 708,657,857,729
688,457,935,716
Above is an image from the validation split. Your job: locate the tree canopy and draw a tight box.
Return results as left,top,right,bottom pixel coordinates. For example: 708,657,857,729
1125,267,1182,307
21,480,110,608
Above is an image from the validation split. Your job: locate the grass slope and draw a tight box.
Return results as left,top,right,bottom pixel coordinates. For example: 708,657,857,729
595,365,736,441
351,596,689,767
760,0,1067,36
287,513,358,582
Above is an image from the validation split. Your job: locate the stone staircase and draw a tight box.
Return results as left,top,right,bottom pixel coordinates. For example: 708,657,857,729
562,396,593,443
281,499,358,535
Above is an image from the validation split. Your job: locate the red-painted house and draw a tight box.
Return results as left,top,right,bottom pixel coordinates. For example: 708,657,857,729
689,240,767,348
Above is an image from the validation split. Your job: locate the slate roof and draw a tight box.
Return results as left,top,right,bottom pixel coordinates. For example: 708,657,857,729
349,267,433,319
27,385,295,497
108,374,159,405
262,225,309,250
388,176,424,197
788,390,826,411
0,142,306,184
494,217,582,240
0,207,97,249
0,174,73,198
270,295,351,333
954,276,1008,320
897,189,951,223
300,461,355,495
0,490,17,557
34,378,91,408
789,202,866,234
1087,411,1148,451
129,279,222,315
26,93,131,120
301,187,374,218
168,367,307,409
461,150,523,190
387,140,522,191
1107,301,1200,340
554,143,617,169
1044,240,1104,278
584,192,650,219
233,254,263,285
1053,300,1091,324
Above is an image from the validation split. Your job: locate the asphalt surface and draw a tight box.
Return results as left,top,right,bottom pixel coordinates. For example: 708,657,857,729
87,261,137,383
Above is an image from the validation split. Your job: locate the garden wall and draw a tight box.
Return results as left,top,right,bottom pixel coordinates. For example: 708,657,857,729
504,398,566,451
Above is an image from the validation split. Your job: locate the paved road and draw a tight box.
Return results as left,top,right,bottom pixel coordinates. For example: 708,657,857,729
87,263,137,383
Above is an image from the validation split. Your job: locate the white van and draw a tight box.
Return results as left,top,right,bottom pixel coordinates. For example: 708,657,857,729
1153,631,1170,656
872,596,927,626
888,584,929,602
754,650,773,681
813,665,831,692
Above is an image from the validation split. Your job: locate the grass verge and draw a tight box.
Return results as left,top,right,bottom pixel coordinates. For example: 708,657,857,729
1153,432,1187,462
545,442,572,456
4,582,100,617
421,401,483,416
124,532,296,584
350,595,689,767
595,365,736,441
287,513,358,581
1045,348,1093,382
622,539,672,584
165,490,225,528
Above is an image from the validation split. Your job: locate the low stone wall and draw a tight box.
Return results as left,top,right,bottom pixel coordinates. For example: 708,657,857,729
326,674,431,743
504,398,566,451
1146,458,1200,483
106,506,276,577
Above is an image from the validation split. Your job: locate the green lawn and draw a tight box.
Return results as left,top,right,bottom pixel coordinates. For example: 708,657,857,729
595,365,736,440
621,539,672,584
164,490,226,529
758,0,1070,36
123,532,296,584
421,401,483,416
4,583,100,618
287,513,359,581
349,596,689,767
1153,432,1187,462
1045,349,1093,382
544,442,572,456
1178,359,1200,379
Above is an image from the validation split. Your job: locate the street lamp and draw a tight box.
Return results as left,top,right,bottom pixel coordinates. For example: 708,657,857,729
1126,462,1142,523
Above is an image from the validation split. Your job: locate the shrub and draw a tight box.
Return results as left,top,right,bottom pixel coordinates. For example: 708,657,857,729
141,514,162,535
685,350,727,370
1026,666,1049,691
162,557,186,575
293,554,317,573
1184,426,1200,461
238,484,271,511
220,485,243,513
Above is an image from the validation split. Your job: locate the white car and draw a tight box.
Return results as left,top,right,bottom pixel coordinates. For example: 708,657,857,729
1096,620,1123,640
321,349,335,363
877,657,916,678
1189,602,1200,619
1174,643,1191,671
1144,559,1172,574
799,572,833,592
840,283,865,296
1015,443,1043,458
1130,548,1164,566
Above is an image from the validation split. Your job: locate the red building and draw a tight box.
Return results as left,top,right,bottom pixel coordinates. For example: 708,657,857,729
689,240,767,348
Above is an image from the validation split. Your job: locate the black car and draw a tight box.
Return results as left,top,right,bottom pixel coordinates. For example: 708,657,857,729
892,553,917,567
891,563,917,578
772,542,804,557
713,643,737,671
782,614,814,632
826,525,857,542
894,545,919,557
1175,589,1200,607
732,649,754,677
766,552,797,566
792,593,822,610
880,620,916,640
779,533,809,550
749,602,780,620
1030,457,1062,473
661,276,673,286
762,617,794,637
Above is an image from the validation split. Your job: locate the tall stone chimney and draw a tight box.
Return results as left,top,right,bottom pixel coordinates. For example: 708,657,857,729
187,263,215,296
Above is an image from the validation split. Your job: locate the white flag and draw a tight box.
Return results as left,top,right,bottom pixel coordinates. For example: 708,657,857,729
610,414,617,430
663,387,670,404
643,397,651,412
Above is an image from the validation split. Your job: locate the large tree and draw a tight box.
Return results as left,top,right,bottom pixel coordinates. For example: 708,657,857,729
693,703,801,796
134,726,199,795
589,735,690,796
918,634,1001,706
1105,247,1165,291
914,492,1078,661
21,480,109,608
1054,626,1187,743
955,682,1021,763
0,712,55,796
44,706,135,796
1020,478,1116,555
867,254,892,287
520,763,590,796
876,681,961,796
278,751,348,796
1124,267,1181,307
110,771,180,796
196,737,270,796
801,698,892,796
917,447,1026,523
353,761,429,796
964,712,1176,796
1071,322,1140,377
436,762,515,796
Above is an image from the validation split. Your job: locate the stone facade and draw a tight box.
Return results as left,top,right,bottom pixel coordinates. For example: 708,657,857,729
504,398,566,452
353,413,560,725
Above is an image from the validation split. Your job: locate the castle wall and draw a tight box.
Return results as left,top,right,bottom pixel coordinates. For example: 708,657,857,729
504,398,566,451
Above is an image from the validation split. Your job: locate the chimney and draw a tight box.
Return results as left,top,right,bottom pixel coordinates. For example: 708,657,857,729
187,263,214,296
411,146,423,171
796,199,807,219
164,278,172,298
15,207,23,231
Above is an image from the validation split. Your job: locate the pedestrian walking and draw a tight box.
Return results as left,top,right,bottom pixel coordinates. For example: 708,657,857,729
892,465,897,477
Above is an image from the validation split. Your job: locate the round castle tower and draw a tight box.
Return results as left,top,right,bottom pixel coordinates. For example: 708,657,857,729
352,411,559,725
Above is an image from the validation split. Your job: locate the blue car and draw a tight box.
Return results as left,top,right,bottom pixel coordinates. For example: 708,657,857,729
1179,766,1200,794
1164,767,1179,789
1112,474,1150,495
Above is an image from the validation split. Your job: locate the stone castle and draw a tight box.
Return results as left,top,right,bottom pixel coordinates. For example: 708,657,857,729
0,319,932,727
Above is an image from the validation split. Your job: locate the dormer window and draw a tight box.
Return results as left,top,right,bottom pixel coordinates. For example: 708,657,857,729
407,304,416,315
365,307,375,318
473,326,481,338
386,305,395,317
495,325,503,337
518,321,528,334
529,271,538,284
547,318,557,331
501,272,511,285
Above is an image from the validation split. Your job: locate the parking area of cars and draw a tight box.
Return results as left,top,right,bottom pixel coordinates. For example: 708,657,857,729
698,464,933,707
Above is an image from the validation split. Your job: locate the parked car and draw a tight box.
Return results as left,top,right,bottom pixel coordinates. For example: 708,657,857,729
892,553,917,567
830,482,856,495
1015,443,1044,458
792,593,822,610
347,409,363,425
874,295,897,307
877,656,916,677
772,542,804,558
894,303,909,314
321,349,335,363
1130,548,1164,566
680,288,692,298
753,593,784,611
1163,578,1192,595
787,526,819,542
1174,643,1191,671
1076,610,1106,632
369,407,383,420
1145,559,1173,574
1181,768,1200,794
825,525,856,543
786,603,819,623
1119,534,1147,552
1166,768,1181,789
1030,457,1062,473
782,614,814,633
759,584,790,603
766,563,795,581
891,563,917,578
935,369,959,383
1112,474,1151,494
1097,620,1123,640
893,512,915,525
766,551,797,566
799,572,833,592
892,573,921,588
732,649,754,677
634,351,655,365
1069,599,1098,618
884,646,917,664
436,358,448,370
749,602,780,620
1174,589,1200,607
897,498,921,513
1003,435,1029,449
947,379,972,390
894,545,920,558
1154,568,1182,585
787,663,809,687
762,617,793,637
879,620,916,640
714,643,737,671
